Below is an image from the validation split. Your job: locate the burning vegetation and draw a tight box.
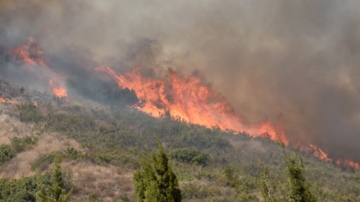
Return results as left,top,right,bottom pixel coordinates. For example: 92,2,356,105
96,66,288,144
9,38,68,100
3,37,360,171
2,0,360,201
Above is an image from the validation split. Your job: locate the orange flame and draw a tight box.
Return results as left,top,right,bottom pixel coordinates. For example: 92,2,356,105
0,97,17,104
96,66,288,144
8,38,360,170
309,144,332,162
49,79,68,99
9,38,68,100
96,66,360,169
336,159,360,170
9,37,49,68
308,144,360,169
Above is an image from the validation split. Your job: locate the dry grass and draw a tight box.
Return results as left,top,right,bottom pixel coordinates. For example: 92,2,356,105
0,133,80,179
61,160,135,202
0,111,34,145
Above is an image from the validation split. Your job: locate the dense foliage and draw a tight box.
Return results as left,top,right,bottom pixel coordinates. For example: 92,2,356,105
0,169,71,202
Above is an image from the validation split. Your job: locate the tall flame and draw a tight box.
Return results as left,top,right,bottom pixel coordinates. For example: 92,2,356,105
9,38,68,100
96,66,288,144
95,66,360,170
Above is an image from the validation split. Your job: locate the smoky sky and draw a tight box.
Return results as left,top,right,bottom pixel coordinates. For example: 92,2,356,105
1,0,360,162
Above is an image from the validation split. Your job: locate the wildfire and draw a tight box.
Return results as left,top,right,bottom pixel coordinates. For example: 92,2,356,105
95,66,360,170
9,37,49,68
9,38,68,100
49,79,68,99
336,159,360,170
96,66,288,144
7,38,360,170
0,97,17,104
309,144,332,162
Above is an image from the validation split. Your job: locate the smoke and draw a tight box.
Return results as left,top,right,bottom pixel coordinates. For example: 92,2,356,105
1,0,360,161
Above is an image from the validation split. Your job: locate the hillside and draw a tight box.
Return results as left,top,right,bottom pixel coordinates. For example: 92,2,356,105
0,79,359,202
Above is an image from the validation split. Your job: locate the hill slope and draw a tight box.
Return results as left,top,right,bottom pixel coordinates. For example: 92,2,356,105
0,79,359,202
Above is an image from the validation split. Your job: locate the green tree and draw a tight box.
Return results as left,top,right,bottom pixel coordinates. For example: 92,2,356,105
258,163,276,202
36,157,72,202
36,175,53,202
283,146,317,202
134,141,182,202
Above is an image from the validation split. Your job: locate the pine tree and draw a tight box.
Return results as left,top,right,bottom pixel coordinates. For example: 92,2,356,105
36,175,55,202
36,157,72,202
282,146,317,202
134,141,182,202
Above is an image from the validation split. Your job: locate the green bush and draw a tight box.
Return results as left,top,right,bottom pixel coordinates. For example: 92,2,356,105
11,135,38,153
0,144,15,166
0,177,38,202
169,147,208,165
17,103,44,123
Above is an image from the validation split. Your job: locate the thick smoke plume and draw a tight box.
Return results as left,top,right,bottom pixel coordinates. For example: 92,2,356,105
1,0,360,162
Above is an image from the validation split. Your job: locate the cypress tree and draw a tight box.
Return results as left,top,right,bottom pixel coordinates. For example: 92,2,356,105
134,141,182,202
36,175,54,202
35,157,72,202
283,147,317,202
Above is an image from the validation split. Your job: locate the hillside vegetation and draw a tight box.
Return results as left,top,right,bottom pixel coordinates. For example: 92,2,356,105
0,83,359,201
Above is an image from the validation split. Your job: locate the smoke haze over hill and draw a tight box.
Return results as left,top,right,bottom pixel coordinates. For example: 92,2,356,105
1,0,360,162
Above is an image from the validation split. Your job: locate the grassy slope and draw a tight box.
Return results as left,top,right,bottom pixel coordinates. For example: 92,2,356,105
0,91,359,201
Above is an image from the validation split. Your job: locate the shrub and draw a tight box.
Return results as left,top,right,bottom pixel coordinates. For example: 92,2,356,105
11,135,38,153
0,144,15,166
169,147,208,165
17,103,44,123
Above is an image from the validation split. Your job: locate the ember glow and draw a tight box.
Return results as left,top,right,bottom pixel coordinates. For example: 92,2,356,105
96,66,288,144
9,38,68,100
